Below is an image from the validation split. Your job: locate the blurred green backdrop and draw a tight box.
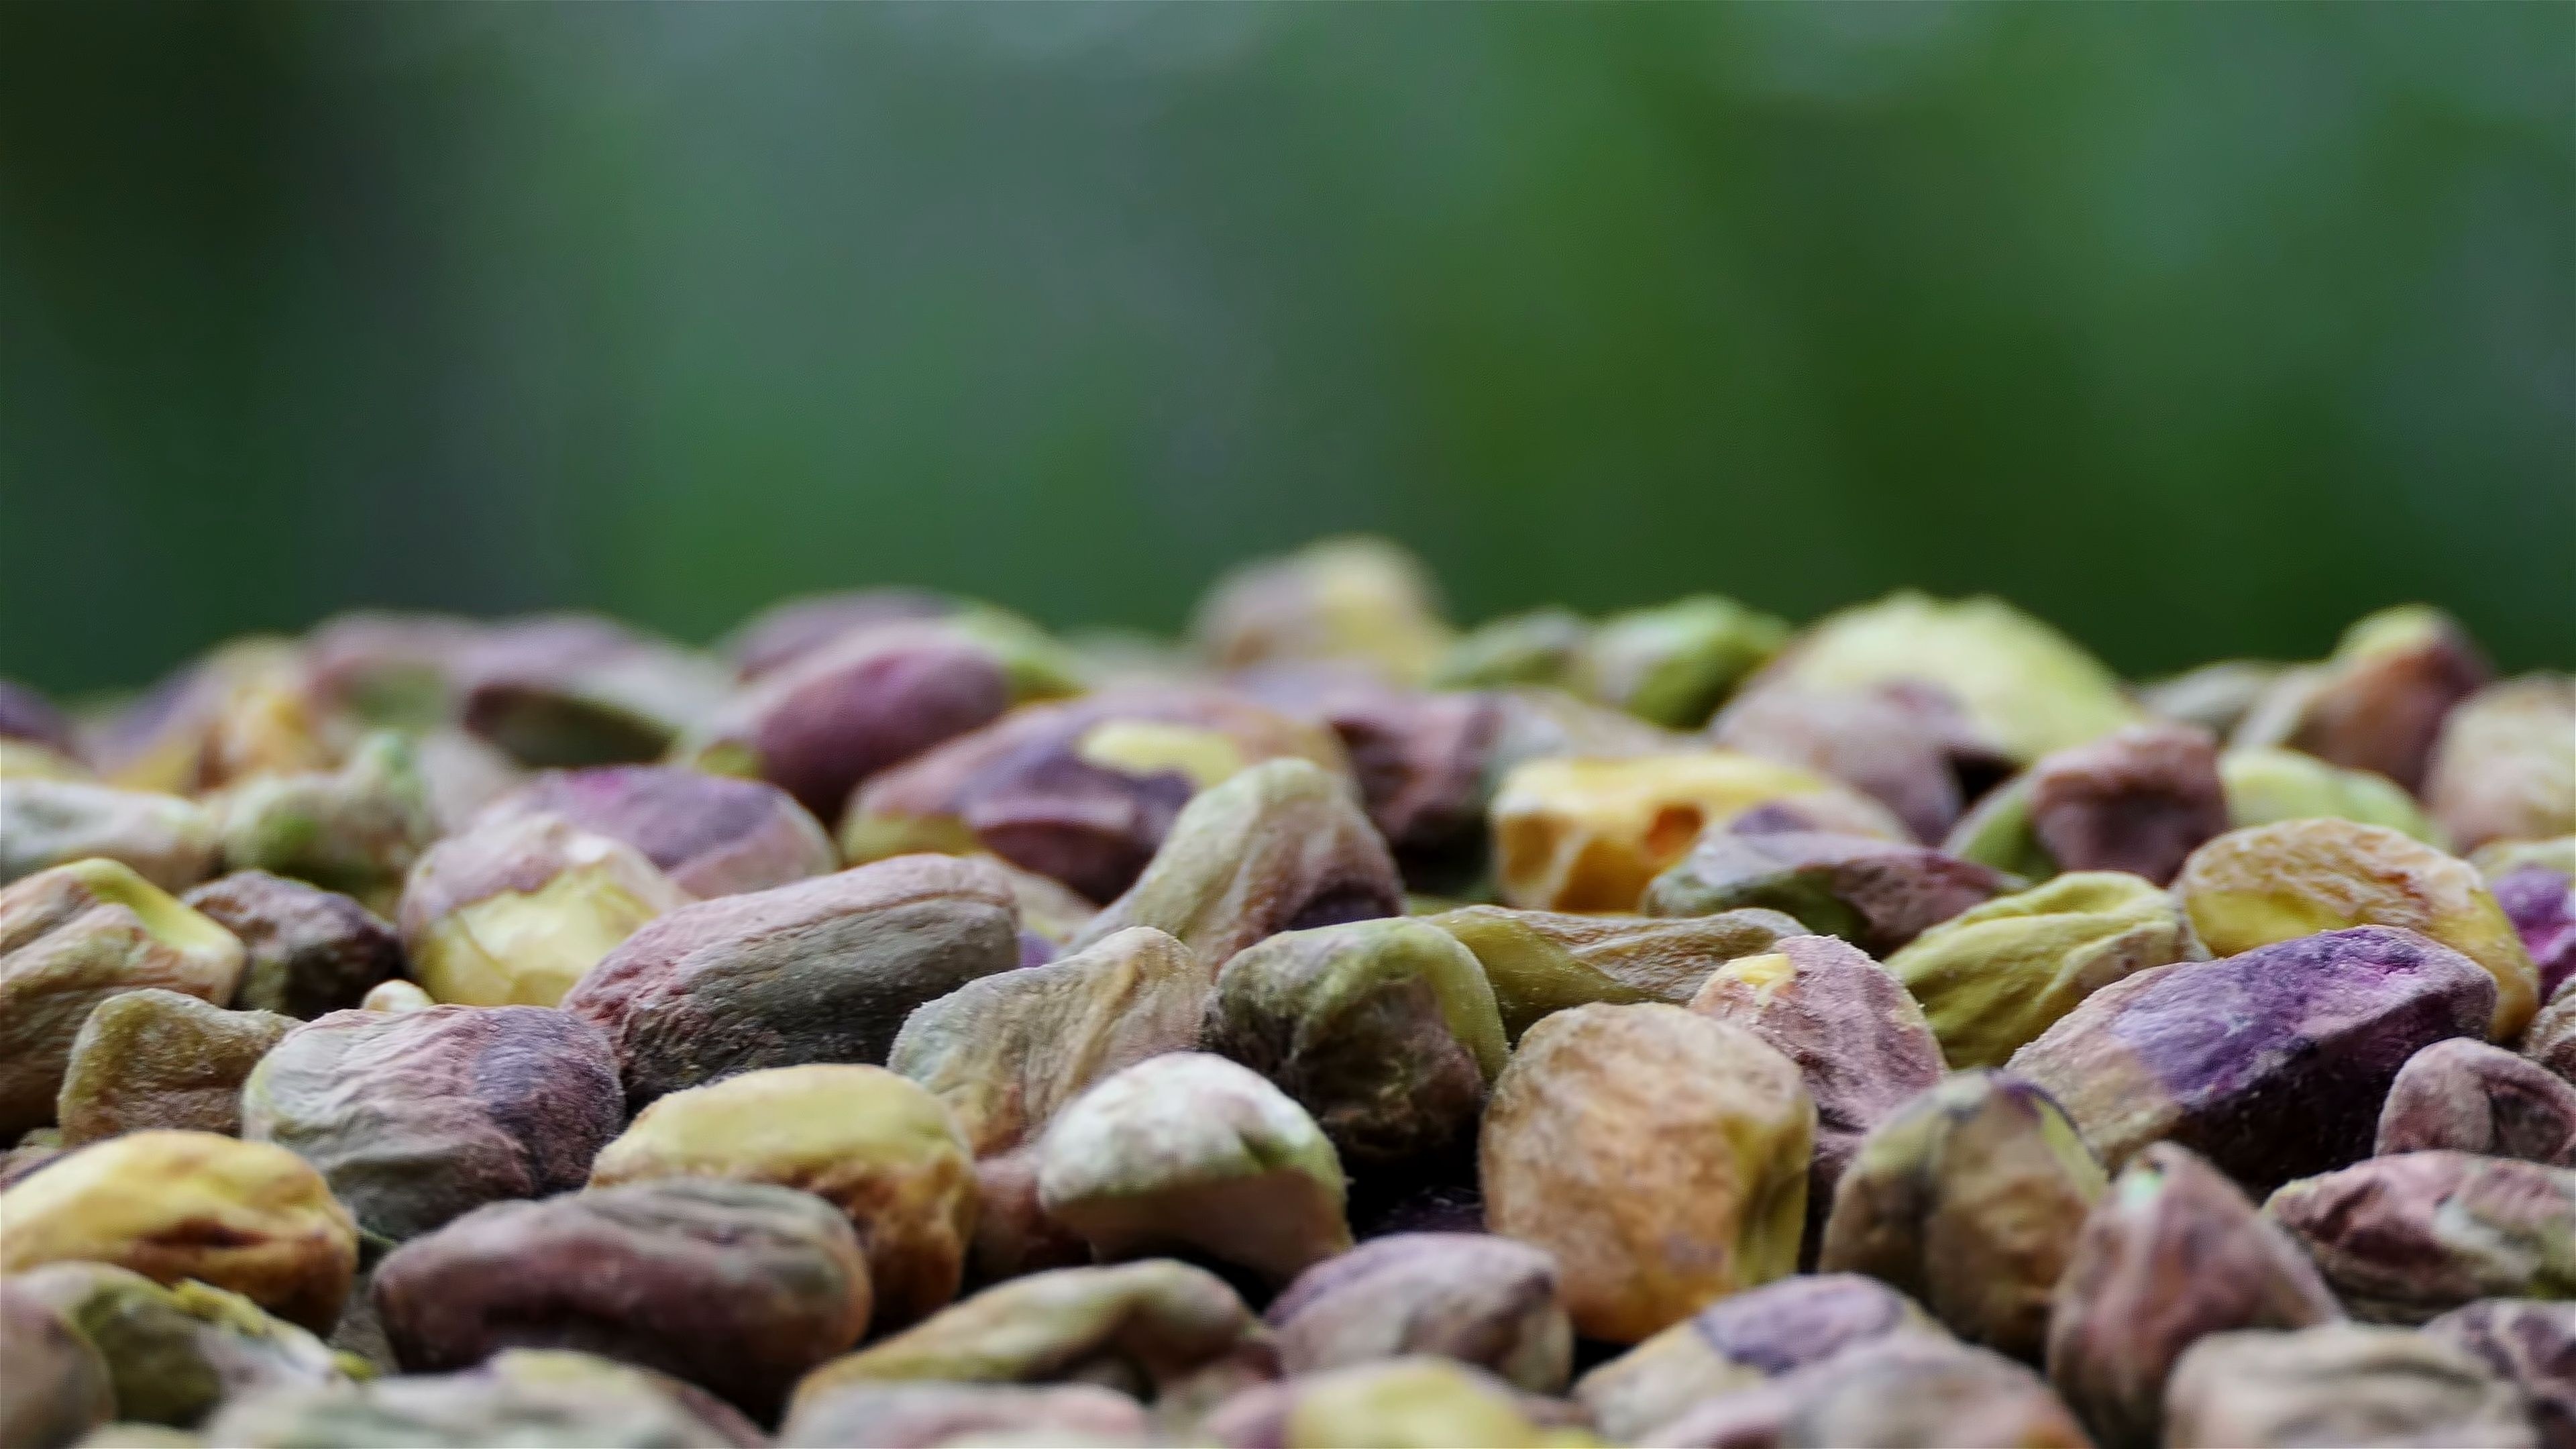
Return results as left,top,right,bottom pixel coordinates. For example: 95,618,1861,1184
3,2,2571,698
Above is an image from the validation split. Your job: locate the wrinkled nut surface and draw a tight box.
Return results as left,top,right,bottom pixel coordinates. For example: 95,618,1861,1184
211,732,437,916
2428,674,2576,853
1572,1271,1939,1443
1817,1071,2105,1360
790,1258,1276,1409
1036,1052,1351,1285
2176,818,2540,1038
2043,1144,2343,1449
2022,721,2229,884
0,782,221,894
55,988,295,1144
1481,1002,1813,1344
2163,1324,2536,1449
199,1346,762,1449
0,859,246,1138
1687,934,1945,1254
564,853,1023,1108
0,1280,113,1449
480,765,837,899
2423,1300,2576,1449
1264,1232,1571,1393
240,1004,624,1241
1200,1356,1573,1449
890,926,1212,1159
1201,918,1506,1167
775,1381,1151,1449
589,1063,978,1330
2233,604,2492,796
181,871,404,1018
1886,871,2194,1070
2263,1150,2576,1324
1068,758,1404,970
1490,751,1906,913
1191,535,1455,686
2008,925,2497,1189
1743,590,2142,765
1424,904,1803,1042
845,686,1347,905
396,810,692,1008
373,1179,873,1421
0,1130,356,1332
9,1262,349,1430
1641,826,2011,957
2376,1036,2576,1165
2493,858,2576,1004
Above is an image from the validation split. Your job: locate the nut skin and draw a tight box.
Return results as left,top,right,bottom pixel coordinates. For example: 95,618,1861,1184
240,1005,625,1242
682,622,1028,823
1817,1071,2106,1362
589,1063,979,1330
0,1280,113,1449
2377,1037,2576,1165
1645,1335,2091,1449
788,1259,1278,1413
2023,722,2229,885
1489,751,1907,913
1572,1272,1939,1443
1201,918,1507,1167
2423,1300,2576,1449
2215,745,2446,841
0,678,79,754
9,1262,350,1430
0,859,246,1138
0,1130,357,1333
2534,980,2576,1087
1742,590,2143,766
845,686,1348,905
396,811,693,1008
1885,871,2195,1071
2163,1324,2536,1449
890,926,1212,1161
2427,675,2576,853
562,853,1023,1109
1068,759,1405,972
480,765,837,899
373,1179,873,1424
776,1382,1151,1449
1431,607,1591,692
1263,1234,1571,1393
1481,1002,1815,1344
55,988,297,1144
211,732,438,917
181,871,405,1019
1711,680,2003,845
1642,826,2013,957
2493,860,2576,1002
2007,925,2497,1191
85,639,333,796
1686,935,1946,1257
2232,604,2492,795
1191,536,1454,686
300,608,484,729
2176,818,2540,1039
2043,1144,2343,1449
1571,595,1792,731
2263,1151,2576,1324
720,588,966,682
201,1346,765,1449
1,782,221,894
1424,905,1803,1042
2139,659,2289,739
1035,1053,1352,1287
457,613,732,769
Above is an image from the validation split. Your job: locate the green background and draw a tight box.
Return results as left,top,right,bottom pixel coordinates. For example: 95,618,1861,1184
3,3,2570,698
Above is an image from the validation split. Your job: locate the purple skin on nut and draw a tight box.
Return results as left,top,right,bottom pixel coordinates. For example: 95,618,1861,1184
493,766,833,899
2008,926,2498,1192
2493,866,2576,1000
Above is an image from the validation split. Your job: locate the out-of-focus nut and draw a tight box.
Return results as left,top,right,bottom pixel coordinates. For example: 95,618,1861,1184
1265,1234,1570,1393
2263,1150,2576,1324
2163,1324,2535,1449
